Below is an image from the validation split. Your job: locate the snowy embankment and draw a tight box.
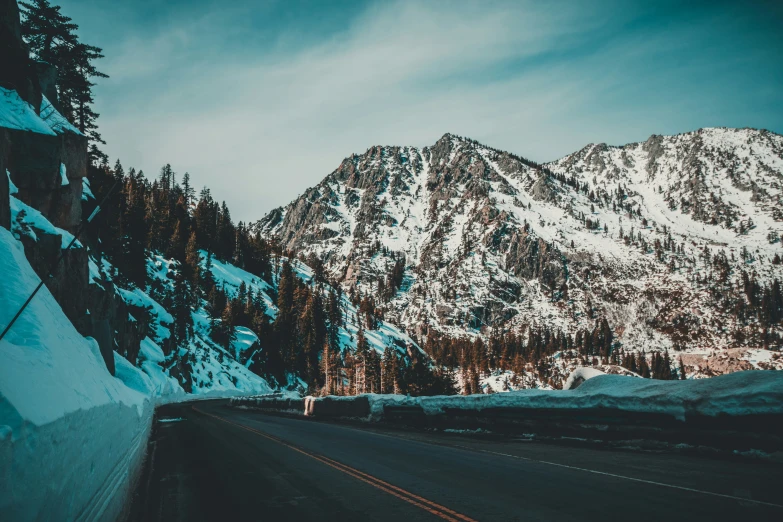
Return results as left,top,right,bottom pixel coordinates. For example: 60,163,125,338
0,228,151,521
562,366,609,390
360,370,783,422
235,369,783,423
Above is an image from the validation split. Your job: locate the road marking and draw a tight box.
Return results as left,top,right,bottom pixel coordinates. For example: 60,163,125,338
455,446,783,509
216,406,783,511
193,407,477,522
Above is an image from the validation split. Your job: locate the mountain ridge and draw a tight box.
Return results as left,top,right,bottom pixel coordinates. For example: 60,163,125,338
258,126,783,377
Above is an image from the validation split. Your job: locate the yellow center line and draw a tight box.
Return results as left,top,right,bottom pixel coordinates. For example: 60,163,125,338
192,406,478,522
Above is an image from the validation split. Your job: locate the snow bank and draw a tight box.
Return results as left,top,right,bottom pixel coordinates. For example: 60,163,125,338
292,371,783,423
136,337,186,400
563,367,605,390
117,287,174,342
0,228,153,521
401,371,782,422
232,326,260,362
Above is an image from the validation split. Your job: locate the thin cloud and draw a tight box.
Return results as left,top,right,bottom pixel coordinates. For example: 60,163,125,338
60,0,782,222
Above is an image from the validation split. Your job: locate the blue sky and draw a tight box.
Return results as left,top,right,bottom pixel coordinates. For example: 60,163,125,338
58,0,783,221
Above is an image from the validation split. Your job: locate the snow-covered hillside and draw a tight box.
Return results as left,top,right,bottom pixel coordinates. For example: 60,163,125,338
94,250,418,398
83,251,272,400
88,242,421,398
259,128,783,376
204,253,418,359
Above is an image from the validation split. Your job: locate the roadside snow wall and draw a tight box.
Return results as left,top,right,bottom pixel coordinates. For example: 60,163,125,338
231,370,783,451
0,228,153,521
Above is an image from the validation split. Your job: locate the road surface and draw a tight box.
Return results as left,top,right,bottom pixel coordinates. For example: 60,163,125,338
128,400,783,521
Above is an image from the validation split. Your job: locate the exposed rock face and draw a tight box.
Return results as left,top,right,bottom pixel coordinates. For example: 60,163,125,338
0,0,41,111
260,129,783,354
0,0,144,376
260,134,572,336
18,225,88,319
6,117,87,232
504,234,565,290
75,277,149,375
35,61,58,110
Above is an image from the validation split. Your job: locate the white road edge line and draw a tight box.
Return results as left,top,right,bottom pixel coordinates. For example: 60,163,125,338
231,410,782,509
459,446,783,509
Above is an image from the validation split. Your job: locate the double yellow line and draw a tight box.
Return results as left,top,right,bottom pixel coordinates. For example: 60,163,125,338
193,407,477,522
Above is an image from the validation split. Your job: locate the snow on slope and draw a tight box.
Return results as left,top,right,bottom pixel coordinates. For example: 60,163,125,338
10,192,80,249
204,252,420,357
0,87,56,136
84,241,419,401
0,227,152,521
112,254,274,398
0,228,144,427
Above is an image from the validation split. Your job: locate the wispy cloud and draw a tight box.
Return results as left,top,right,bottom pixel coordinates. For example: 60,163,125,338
62,0,783,221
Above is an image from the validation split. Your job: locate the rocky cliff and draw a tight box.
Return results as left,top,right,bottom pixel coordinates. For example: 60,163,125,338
0,0,142,375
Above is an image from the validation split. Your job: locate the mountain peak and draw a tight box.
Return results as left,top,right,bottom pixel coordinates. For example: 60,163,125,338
261,129,783,364
435,132,472,145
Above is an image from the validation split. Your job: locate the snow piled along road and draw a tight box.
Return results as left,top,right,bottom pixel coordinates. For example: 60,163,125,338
0,227,151,521
296,368,783,423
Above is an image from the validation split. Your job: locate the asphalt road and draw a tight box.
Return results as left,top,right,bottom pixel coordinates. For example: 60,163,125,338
128,400,783,522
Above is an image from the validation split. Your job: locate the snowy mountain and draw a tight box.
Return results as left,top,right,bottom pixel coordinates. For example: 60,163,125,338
259,128,783,375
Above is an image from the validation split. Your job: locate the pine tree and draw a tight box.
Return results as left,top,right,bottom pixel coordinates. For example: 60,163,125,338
185,231,201,297
216,201,235,260
298,291,322,385
327,290,341,348
662,350,672,380
461,367,471,395
119,172,147,287
60,41,107,144
274,260,296,369
20,0,77,63
171,274,193,347
321,340,332,395
210,301,236,351
182,172,195,208
637,350,651,378
381,346,397,394
207,284,227,317
21,1,108,157
355,324,370,394
167,220,187,264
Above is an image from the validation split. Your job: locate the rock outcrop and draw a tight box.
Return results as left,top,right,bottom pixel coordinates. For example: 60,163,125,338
4,96,87,232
